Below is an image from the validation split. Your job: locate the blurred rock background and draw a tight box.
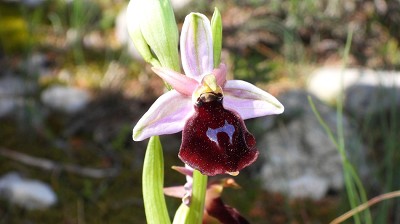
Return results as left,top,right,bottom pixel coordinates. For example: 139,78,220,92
0,0,399,223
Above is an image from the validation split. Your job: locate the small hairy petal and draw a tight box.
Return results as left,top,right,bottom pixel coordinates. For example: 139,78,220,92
132,91,193,141
179,97,258,176
223,80,284,120
180,13,214,80
152,67,198,96
163,186,186,199
213,63,227,87
171,165,194,177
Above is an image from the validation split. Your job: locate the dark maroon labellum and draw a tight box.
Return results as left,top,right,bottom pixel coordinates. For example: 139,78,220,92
179,92,259,176
206,197,250,224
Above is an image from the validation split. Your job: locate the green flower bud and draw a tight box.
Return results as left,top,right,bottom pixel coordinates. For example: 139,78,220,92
127,0,180,71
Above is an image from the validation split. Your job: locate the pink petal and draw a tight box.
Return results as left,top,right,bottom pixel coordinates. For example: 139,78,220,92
213,63,227,87
180,13,213,80
171,165,194,177
223,80,284,120
151,67,198,96
163,186,186,198
132,90,193,141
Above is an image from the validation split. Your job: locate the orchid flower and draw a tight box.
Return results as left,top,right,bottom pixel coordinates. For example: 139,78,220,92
132,13,284,176
164,166,249,224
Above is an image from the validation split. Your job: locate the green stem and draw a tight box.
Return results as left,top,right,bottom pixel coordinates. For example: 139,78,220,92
188,171,208,224
173,170,208,223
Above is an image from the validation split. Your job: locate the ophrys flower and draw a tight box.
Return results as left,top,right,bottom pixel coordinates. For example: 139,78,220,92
132,12,284,176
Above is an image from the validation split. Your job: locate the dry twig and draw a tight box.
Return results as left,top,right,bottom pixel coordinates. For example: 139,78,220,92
0,147,119,178
330,190,400,224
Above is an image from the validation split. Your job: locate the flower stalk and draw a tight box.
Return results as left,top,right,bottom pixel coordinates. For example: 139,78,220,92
185,171,208,223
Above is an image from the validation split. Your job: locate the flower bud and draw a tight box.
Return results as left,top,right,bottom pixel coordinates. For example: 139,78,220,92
127,0,180,71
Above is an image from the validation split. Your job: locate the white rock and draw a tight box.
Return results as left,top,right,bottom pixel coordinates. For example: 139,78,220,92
0,76,27,98
256,90,368,200
345,84,400,117
170,0,192,11
41,85,90,113
288,174,329,200
0,172,57,210
25,53,54,77
0,76,31,117
307,67,400,103
2,0,44,7
115,7,143,61
0,99,17,117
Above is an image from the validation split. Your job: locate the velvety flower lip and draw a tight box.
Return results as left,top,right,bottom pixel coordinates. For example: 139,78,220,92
178,94,259,176
132,12,284,175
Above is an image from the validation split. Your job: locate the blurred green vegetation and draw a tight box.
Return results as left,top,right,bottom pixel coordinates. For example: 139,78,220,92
0,3,30,52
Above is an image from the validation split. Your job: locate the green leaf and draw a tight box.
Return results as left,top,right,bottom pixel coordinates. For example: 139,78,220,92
211,7,222,67
142,136,171,224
